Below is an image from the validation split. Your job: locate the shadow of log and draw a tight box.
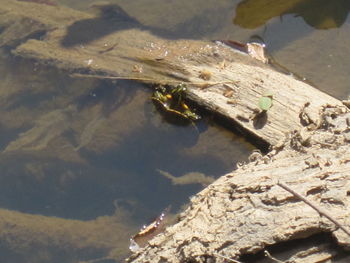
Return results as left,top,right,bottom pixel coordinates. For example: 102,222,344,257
61,4,141,48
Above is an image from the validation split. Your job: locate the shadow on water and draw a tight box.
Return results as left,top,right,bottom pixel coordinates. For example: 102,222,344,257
234,0,350,30
75,79,137,116
61,2,225,47
61,4,142,47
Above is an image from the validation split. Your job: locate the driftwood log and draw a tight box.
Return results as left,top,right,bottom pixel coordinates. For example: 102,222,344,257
7,1,342,147
0,1,349,262
127,106,350,262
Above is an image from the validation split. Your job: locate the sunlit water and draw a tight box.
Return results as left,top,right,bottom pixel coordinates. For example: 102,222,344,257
1,0,349,262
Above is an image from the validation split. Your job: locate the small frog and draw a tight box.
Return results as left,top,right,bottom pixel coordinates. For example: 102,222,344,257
170,83,187,97
151,84,200,121
180,101,201,121
151,86,172,110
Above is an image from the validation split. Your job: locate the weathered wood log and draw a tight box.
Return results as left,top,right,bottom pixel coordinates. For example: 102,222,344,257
0,1,349,262
127,107,350,262
1,0,342,147
15,29,343,146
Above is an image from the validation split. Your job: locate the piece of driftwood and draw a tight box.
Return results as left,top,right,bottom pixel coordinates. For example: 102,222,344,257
127,107,350,262
0,0,341,147
0,1,349,262
15,30,343,146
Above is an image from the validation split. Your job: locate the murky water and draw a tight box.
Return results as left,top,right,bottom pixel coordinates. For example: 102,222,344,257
1,0,349,262
0,37,252,262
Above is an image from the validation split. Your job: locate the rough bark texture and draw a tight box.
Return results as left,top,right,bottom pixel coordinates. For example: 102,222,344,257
127,107,350,262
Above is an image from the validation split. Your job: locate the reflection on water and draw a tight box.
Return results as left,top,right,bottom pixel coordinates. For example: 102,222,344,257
61,1,234,47
234,0,350,29
230,0,350,99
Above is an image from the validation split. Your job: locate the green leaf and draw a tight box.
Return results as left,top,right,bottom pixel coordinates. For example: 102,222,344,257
259,96,272,111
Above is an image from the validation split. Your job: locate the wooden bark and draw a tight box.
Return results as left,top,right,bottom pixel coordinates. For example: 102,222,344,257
0,1,349,262
127,107,350,262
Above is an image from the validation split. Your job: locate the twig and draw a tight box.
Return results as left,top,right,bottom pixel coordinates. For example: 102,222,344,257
213,252,243,263
264,250,284,263
277,181,350,237
71,73,237,86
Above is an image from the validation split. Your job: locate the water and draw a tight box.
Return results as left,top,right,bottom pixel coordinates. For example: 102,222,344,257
0,48,252,262
1,0,349,262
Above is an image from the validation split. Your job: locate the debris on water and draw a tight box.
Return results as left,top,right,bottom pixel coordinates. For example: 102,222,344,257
129,206,171,252
216,37,268,63
247,42,268,64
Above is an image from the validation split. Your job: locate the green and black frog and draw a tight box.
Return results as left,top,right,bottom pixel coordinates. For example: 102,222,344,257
151,84,201,122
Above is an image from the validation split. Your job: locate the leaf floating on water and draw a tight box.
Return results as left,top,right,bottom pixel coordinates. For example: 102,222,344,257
3,106,76,153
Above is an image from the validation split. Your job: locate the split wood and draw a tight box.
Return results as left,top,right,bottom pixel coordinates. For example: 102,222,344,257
277,181,350,238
